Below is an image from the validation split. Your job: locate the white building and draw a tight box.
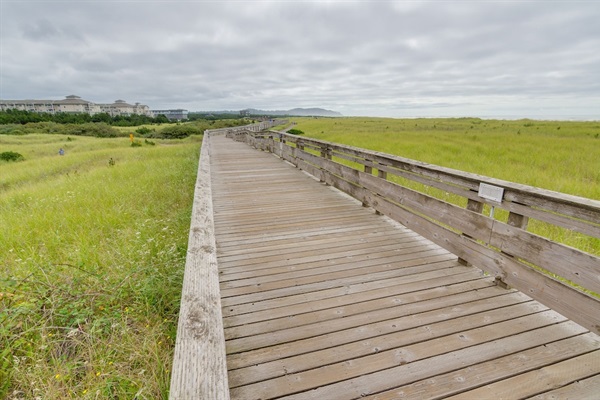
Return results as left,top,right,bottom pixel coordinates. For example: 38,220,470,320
151,109,189,121
0,95,153,117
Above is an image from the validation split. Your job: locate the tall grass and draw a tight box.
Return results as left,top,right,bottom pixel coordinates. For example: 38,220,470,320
288,117,600,255
292,117,600,199
1,134,201,398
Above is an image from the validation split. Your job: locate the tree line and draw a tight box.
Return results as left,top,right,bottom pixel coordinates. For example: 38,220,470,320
0,109,170,126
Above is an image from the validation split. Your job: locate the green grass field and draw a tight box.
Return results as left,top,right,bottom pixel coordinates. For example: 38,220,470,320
285,117,600,256
1,134,201,399
289,117,600,200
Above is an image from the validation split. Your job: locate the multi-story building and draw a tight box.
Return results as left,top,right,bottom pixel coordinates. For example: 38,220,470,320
0,95,153,117
150,109,189,121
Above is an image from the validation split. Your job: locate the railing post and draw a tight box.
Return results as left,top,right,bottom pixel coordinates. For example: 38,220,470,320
278,133,283,157
319,145,331,185
458,198,484,266
493,207,529,289
374,163,388,215
507,210,529,230
363,160,373,207
296,140,305,170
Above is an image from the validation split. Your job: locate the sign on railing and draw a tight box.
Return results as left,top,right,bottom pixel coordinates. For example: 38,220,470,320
478,183,505,203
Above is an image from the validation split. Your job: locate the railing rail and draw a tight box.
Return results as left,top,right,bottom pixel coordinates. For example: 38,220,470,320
169,120,288,399
170,132,228,400
242,130,600,336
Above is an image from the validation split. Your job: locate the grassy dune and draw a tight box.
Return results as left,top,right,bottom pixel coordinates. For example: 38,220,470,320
1,134,201,399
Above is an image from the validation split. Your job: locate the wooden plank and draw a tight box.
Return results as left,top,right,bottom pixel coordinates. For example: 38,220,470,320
215,225,400,256
220,253,457,305
223,271,485,334
170,134,229,400
228,300,549,388
219,248,451,298
226,288,528,360
277,321,588,400
489,221,600,294
528,373,600,400
219,243,441,291
230,311,575,399
226,284,510,370
364,333,600,400
222,260,474,317
215,222,396,249
446,350,600,399
219,238,432,278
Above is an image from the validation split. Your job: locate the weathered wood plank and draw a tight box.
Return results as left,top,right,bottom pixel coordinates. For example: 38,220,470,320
219,248,451,298
220,253,457,305
226,289,529,359
231,312,575,399
169,134,229,400
278,321,588,400
223,270,484,334
364,333,600,400
228,300,548,388
295,145,600,295
225,284,512,371
221,259,467,317
527,373,600,400
218,238,433,277
446,350,600,399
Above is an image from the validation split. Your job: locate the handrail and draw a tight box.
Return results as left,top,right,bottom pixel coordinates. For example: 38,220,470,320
170,132,229,400
242,130,600,336
169,121,287,398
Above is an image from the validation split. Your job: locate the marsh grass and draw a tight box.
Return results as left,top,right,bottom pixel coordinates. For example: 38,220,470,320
289,117,600,254
1,134,201,398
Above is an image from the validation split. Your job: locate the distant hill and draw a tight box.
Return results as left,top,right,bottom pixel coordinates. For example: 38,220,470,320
194,108,343,117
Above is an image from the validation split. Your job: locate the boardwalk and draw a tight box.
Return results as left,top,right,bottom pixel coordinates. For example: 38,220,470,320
203,134,600,399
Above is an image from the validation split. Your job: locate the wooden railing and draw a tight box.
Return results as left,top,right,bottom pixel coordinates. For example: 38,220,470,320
169,120,287,399
242,130,600,336
170,132,229,400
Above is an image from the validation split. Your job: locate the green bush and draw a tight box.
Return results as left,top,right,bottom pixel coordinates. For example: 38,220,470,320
155,124,203,139
136,126,154,135
288,128,304,135
65,123,121,137
0,151,25,162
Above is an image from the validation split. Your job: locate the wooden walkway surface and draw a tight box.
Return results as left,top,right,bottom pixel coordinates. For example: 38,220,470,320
209,134,600,400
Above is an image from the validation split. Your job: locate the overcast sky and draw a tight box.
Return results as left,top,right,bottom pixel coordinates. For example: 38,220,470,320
1,0,599,118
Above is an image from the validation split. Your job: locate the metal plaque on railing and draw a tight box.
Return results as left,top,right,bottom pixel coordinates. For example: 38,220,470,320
478,183,505,203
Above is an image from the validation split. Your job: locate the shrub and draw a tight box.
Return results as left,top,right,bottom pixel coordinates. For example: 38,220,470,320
65,123,121,137
157,124,203,139
136,126,154,135
0,151,25,162
287,128,304,135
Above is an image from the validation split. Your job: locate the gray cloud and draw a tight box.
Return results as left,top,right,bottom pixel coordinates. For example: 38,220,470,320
1,0,599,118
